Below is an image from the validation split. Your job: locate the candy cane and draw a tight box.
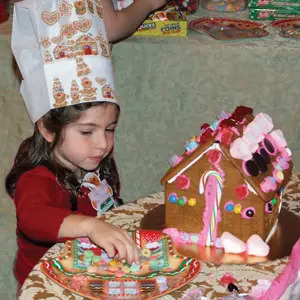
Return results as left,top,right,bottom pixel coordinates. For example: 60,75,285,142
199,170,223,246
135,230,141,248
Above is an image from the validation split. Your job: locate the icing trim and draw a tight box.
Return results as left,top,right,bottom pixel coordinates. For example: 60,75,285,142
167,143,222,184
245,180,258,195
265,219,278,244
265,191,282,243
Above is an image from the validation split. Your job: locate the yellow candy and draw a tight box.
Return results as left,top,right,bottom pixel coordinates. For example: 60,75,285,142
188,198,197,207
234,204,242,214
108,260,117,267
142,249,151,257
276,170,284,181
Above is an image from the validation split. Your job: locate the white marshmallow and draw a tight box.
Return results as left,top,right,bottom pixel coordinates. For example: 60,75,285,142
247,234,270,257
221,232,247,254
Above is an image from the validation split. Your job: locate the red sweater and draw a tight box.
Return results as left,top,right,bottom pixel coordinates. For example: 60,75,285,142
14,166,96,287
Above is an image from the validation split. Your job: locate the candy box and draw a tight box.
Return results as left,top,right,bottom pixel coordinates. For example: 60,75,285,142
249,8,300,19
134,10,187,37
249,0,300,9
168,0,200,13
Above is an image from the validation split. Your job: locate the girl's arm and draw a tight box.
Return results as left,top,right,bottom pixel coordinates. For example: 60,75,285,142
58,214,140,264
103,0,166,42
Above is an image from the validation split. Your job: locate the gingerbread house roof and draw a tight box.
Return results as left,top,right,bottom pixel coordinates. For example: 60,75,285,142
161,106,293,203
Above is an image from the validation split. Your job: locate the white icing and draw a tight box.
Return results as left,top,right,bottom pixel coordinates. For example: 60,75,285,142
265,219,278,244
245,180,258,195
265,191,283,243
167,143,223,183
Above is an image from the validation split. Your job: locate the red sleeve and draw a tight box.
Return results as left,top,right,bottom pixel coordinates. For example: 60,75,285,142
14,167,75,243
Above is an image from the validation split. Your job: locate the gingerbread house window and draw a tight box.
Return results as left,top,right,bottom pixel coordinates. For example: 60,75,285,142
84,45,92,55
53,45,68,60
75,35,98,56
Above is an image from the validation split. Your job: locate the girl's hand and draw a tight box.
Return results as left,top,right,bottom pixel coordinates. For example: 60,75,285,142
88,218,140,265
103,0,167,42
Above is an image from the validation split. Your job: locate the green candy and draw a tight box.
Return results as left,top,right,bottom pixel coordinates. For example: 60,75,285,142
271,198,277,205
178,197,185,206
83,250,94,263
92,255,101,263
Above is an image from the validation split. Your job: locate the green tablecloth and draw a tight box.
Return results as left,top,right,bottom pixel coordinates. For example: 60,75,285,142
112,8,300,201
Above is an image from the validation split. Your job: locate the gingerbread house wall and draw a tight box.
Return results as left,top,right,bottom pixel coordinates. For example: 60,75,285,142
216,157,265,242
165,149,281,243
165,153,211,234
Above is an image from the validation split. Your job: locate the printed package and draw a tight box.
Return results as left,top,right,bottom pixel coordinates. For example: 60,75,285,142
249,0,300,8
249,8,300,19
134,11,187,37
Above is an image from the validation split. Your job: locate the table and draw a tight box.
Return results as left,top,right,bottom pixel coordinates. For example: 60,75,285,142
18,172,300,299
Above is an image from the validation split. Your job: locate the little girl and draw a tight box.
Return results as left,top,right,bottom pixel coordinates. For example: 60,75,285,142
7,0,165,289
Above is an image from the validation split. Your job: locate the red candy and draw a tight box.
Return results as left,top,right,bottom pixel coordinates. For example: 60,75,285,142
175,175,190,190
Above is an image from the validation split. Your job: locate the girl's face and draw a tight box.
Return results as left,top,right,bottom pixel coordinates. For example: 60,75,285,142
53,104,118,178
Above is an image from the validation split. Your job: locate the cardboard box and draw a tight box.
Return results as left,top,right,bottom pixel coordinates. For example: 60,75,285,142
249,0,300,9
134,11,187,37
249,8,300,19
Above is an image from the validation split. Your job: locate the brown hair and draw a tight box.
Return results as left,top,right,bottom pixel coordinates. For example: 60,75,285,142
5,102,120,210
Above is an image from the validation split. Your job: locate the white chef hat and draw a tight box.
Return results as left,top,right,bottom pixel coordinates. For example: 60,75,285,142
12,0,118,123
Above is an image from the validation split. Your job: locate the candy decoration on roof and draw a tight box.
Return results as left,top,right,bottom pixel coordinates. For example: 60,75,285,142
168,154,183,167
184,138,198,153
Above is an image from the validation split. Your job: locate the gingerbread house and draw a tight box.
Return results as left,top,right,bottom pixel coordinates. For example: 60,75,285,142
75,34,98,56
161,106,293,246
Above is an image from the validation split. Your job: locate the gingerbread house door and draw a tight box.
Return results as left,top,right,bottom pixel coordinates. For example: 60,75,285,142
198,171,223,246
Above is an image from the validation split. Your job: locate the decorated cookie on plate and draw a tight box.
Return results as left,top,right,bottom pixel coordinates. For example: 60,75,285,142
41,230,201,299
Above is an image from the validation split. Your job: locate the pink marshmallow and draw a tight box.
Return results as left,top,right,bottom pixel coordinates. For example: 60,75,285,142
243,128,258,145
270,129,287,148
242,137,259,153
230,138,253,161
280,147,292,162
245,121,265,141
260,176,277,193
276,157,289,170
163,228,181,243
254,113,274,133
